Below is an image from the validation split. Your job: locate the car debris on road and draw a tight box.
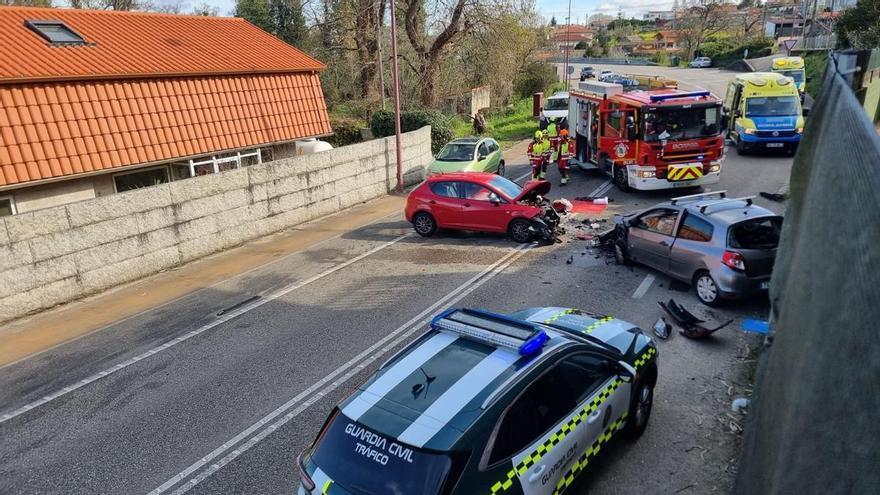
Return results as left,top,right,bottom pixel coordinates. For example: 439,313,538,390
658,299,733,339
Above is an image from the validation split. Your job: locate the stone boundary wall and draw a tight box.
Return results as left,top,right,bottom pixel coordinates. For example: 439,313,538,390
0,127,431,323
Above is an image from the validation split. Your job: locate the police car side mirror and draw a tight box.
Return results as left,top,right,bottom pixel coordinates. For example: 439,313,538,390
617,361,637,382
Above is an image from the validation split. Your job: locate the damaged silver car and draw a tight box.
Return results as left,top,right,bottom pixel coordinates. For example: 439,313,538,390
613,191,782,306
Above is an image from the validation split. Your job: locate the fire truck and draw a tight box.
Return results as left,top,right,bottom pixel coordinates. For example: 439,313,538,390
569,77,725,192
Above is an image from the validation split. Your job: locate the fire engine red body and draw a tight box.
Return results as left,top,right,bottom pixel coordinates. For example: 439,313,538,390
569,79,725,191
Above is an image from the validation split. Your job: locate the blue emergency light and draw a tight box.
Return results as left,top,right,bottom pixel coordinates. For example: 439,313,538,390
431,308,549,357
649,90,711,102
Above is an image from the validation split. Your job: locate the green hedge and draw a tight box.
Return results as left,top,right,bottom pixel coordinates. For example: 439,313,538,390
514,61,558,99
370,110,454,154
327,117,364,147
699,37,775,67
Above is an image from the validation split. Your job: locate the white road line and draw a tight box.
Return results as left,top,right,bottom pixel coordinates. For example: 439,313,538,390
0,233,412,425
150,244,531,495
513,171,531,184
589,179,613,198
632,274,657,299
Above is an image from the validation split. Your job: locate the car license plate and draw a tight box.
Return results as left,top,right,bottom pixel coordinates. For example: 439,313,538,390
760,281,770,289
766,143,784,148
671,180,695,187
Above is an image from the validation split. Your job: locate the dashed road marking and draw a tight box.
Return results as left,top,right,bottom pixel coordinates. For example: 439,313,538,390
148,244,532,495
0,233,413,425
632,274,657,299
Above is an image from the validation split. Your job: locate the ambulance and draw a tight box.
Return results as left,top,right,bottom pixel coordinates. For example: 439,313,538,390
722,72,804,155
771,56,807,97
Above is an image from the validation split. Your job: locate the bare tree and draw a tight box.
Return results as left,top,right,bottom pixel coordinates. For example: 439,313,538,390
677,2,730,59
401,0,478,106
0,0,52,6
352,0,385,98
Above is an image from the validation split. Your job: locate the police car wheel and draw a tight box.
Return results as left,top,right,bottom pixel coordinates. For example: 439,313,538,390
413,212,437,237
624,378,654,440
508,218,533,243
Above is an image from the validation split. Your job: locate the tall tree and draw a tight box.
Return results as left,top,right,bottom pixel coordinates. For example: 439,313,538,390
191,2,220,15
269,0,307,46
235,0,274,34
0,0,52,6
836,0,880,49
550,15,557,27
401,0,478,106
351,0,385,98
677,2,729,59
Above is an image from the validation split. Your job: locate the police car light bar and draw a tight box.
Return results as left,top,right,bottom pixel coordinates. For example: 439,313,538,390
431,308,549,357
649,90,711,102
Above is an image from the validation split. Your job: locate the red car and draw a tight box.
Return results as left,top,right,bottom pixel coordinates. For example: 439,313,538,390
405,172,562,243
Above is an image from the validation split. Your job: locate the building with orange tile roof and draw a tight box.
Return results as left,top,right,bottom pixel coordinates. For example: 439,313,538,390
0,6,331,216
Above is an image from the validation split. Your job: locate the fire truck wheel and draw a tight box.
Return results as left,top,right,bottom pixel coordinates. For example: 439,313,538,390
614,165,631,192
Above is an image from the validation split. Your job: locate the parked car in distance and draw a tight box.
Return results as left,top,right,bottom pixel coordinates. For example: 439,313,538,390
405,173,562,243
296,307,658,495
580,66,595,81
429,137,505,175
689,57,712,68
613,191,782,306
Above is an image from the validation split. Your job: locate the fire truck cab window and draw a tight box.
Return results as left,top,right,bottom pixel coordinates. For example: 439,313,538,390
604,112,623,137
644,106,722,142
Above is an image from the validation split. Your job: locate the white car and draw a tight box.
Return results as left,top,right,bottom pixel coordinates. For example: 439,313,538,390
689,57,712,68
598,69,615,81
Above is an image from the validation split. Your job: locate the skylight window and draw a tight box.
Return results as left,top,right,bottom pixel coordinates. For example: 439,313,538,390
25,20,86,45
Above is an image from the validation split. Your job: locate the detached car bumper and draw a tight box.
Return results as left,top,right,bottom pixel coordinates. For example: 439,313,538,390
626,166,721,191
712,265,771,299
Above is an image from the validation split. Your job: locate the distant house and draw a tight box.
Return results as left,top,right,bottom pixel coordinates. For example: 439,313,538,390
765,16,807,38
0,7,331,216
654,30,680,51
549,25,595,53
643,10,677,27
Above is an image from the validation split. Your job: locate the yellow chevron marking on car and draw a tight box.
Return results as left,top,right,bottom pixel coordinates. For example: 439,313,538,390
488,379,622,494
552,414,629,495
543,308,578,324
668,165,704,181
584,316,614,334
321,479,333,494
633,347,657,369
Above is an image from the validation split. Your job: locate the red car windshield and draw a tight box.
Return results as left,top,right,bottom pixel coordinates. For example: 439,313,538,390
489,176,522,200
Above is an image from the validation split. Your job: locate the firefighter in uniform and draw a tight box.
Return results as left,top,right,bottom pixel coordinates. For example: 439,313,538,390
557,128,575,186
540,130,552,179
546,118,560,163
528,131,547,180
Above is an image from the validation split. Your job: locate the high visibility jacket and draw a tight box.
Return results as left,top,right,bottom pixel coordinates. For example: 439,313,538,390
546,123,558,137
558,138,575,159
528,140,547,159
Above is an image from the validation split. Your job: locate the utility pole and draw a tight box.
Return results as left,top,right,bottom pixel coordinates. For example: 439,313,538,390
389,0,404,192
563,0,572,91
376,1,386,111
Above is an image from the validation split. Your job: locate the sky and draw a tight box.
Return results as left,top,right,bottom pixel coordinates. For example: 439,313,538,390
151,0,677,23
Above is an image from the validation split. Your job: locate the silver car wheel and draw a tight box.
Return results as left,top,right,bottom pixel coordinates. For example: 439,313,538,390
414,215,434,235
696,274,718,303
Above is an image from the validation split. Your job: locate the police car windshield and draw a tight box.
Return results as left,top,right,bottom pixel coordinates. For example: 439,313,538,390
437,143,476,161
643,105,721,142
544,98,568,110
746,96,800,117
311,414,452,495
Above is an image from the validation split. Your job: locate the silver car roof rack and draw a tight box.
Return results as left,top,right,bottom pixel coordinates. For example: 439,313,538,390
698,196,755,214
670,190,727,205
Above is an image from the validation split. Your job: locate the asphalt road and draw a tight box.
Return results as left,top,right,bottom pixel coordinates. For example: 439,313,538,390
0,67,792,495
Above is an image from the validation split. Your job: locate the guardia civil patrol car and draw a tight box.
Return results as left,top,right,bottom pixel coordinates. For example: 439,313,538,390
296,307,658,495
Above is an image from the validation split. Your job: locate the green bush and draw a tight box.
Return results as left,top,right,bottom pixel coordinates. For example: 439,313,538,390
514,61,558,99
699,37,774,67
327,118,364,147
370,110,454,154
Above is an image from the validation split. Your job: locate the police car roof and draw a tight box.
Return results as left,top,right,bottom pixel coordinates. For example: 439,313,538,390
337,308,639,451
